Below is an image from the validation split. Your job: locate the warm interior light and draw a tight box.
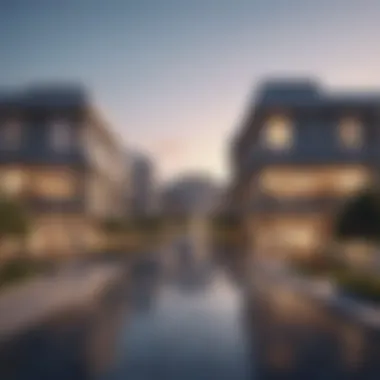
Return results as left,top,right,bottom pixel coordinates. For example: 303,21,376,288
262,115,293,150
32,170,76,199
339,117,362,149
260,166,370,198
0,169,24,195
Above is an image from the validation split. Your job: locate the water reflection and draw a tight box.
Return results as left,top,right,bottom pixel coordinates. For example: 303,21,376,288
252,273,380,379
103,265,251,380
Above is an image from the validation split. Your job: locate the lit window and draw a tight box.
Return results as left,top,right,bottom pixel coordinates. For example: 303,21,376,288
50,120,72,151
282,225,317,249
1,119,21,150
32,171,76,199
261,115,293,150
338,117,362,149
29,225,49,254
331,168,369,195
0,169,24,195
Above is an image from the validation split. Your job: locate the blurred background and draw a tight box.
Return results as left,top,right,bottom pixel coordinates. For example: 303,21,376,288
1,1,380,379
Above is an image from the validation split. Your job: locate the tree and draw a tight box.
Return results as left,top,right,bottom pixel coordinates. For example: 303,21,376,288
334,189,380,242
0,196,29,255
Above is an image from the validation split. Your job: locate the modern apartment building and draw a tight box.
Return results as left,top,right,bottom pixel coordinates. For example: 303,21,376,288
0,85,126,256
231,79,380,259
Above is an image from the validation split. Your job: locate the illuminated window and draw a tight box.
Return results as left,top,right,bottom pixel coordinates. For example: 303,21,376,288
0,169,24,195
331,168,369,195
273,219,320,250
260,170,321,197
260,166,370,198
261,115,293,150
1,119,21,150
30,219,81,253
29,226,48,254
282,225,317,249
50,120,72,151
338,117,362,149
32,172,76,199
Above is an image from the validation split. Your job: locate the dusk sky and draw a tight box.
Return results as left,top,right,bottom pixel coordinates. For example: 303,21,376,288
1,0,380,182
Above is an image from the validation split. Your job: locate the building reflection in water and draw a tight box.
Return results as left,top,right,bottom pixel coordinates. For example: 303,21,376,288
253,277,380,378
101,267,251,380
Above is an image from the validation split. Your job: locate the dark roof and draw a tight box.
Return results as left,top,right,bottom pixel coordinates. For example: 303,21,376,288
0,84,89,109
256,79,380,108
22,85,88,107
257,79,321,104
233,78,380,153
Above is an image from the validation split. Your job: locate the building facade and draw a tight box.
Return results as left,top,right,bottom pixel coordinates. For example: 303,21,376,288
231,79,380,259
130,153,158,218
0,85,126,256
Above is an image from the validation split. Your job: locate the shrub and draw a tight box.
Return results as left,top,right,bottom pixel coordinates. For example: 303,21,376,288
335,271,380,303
334,189,380,242
0,258,42,288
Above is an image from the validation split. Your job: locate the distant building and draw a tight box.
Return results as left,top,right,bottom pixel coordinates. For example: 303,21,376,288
123,150,133,217
162,174,221,218
130,152,158,217
231,79,380,259
0,84,126,256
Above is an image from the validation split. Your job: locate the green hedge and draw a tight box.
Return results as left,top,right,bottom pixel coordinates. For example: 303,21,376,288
0,258,49,289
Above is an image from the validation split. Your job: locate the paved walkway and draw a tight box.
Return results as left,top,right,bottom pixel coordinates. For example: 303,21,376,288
251,259,380,379
0,265,121,343
253,259,380,331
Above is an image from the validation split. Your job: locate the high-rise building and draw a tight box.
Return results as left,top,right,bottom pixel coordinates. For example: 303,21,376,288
0,84,126,256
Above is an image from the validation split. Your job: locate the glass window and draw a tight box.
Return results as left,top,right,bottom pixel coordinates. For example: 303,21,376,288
261,115,293,150
50,120,72,151
281,223,318,250
32,171,76,199
338,117,362,149
29,224,49,254
1,119,21,150
0,169,24,195
330,167,369,195
260,166,370,199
